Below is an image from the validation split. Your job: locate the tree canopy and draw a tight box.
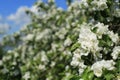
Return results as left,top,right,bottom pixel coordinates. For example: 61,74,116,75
0,0,120,80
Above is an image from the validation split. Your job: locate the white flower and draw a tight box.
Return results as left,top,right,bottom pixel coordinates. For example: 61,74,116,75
79,79,84,80
103,60,115,70
78,61,87,75
64,38,72,47
65,65,69,70
79,68,85,75
94,22,109,38
50,61,56,67
0,60,3,66
71,58,86,75
7,50,13,53
93,68,103,77
23,72,30,80
111,46,120,60
38,64,46,71
73,48,89,57
35,33,43,41
79,0,89,8
117,74,120,80
108,31,119,44
51,43,58,51
23,34,34,41
113,8,120,17
65,72,71,77
55,27,67,39
1,68,9,74
78,24,100,53
91,60,115,77
2,55,12,61
63,50,72,56
70,57,80,67
41,51,49,64
73,49,81,58
91,0,108,10
91,61,103,77
71,49,87,74
71,53,82,67
35,29,51,41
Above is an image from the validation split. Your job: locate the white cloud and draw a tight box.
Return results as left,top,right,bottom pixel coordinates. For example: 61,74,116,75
7,5,40,26
0,15,2,21
7,6,31,25
30,5,38,14
30,5,45,16
0,23,10,34
0,15,10,34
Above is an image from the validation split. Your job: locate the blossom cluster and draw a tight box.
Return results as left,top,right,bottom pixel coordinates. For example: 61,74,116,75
71,22,120,78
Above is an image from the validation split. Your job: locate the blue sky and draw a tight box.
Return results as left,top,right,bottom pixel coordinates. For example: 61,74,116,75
0,0,36,17
0,0,67,17
0,0,67,38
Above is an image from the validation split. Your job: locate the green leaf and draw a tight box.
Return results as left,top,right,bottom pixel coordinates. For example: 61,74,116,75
81,67,92,80
94,78,102,80
70,75,80,80
105,73,114,80
71,42,80,52
88,72,94,80
99,34,112,47
116,59,120,73
91,27,98,33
